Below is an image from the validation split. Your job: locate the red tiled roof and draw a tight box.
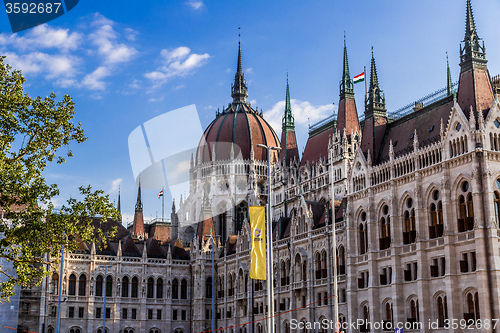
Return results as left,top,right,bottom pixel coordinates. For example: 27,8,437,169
300,126,334,167
279,130,300,166
377,96,454,163
337,97,360,135
149,223,171,243
197,104,280,164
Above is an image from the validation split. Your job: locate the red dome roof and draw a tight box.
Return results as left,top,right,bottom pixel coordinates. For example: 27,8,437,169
196,39,280,164
197,102,280,164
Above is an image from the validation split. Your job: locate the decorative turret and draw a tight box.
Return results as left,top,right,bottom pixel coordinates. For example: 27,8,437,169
117,187,122,222
457,0,494,118
336,36,360,136
340,36,354,100
132,182,145,238
446,53,454,96
365,49,386,118
231,31,248,104
460,0,486,70
360,48,388,162
171,200,179,241
279,74,300,166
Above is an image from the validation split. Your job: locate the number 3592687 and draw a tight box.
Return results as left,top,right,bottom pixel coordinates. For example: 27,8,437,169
5,3,62,14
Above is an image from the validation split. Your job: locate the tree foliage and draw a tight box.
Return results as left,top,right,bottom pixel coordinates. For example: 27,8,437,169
0,56,118,300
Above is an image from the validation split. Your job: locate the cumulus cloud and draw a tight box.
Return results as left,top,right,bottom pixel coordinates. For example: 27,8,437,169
109,178,123,193
124,28,139,41
0,25,81,52
89,15,137,65
186,1,204,10
144,46,210,88
0,13,137,91
4,51,79,79
82,66,110,90
264,99,334,137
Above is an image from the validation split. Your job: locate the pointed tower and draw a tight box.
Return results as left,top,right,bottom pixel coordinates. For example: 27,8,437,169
336,36,360,136
171,200,179,241
361,49,387,160
457,0,494,119
447,53,455,96
131,182,145,238
278,74,300,165
117,187,122,222
231,31,248,104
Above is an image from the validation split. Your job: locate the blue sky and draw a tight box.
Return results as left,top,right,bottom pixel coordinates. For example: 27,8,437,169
1,0,499,226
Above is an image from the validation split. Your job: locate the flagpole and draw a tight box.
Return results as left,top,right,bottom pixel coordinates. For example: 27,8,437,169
162,187,164,222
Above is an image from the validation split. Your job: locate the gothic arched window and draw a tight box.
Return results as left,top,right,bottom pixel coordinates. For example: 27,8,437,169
147,277,154,298
172,279,179,299
105,276,112,297
403,198,416,244
131,277,138,298
156,278,163,299
68,274,76,296
379,204,391,250
95,275,103,297
122,277,129,298
437,295,448,327
78,274,86,296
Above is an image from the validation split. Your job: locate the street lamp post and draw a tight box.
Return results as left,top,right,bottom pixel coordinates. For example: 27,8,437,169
55,242,65,333
257,144,281,333
329,147,339,333
204,234,220,333
100,265,112,333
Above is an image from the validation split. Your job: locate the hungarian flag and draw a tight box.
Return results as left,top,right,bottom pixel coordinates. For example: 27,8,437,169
354,72,365,84
157,190,164,198
249,206,266,280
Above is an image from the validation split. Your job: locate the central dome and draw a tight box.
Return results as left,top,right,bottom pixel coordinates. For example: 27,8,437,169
197,103,280,164
196,38,279,164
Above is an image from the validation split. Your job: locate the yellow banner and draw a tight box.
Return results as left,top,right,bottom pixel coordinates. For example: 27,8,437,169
250,206,266,280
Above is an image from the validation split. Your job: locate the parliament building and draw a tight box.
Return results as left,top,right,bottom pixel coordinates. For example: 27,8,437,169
21,1,500,332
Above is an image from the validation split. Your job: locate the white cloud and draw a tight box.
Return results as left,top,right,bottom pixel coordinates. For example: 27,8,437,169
264,99,334,137
3,51,79,79
148,97,164,103
82,66,110,90
145,47,210,88
186,1,204,10
124,28,139,41
89,21,137,65
109,178,123,193
0,14,137,91
0,25,81,52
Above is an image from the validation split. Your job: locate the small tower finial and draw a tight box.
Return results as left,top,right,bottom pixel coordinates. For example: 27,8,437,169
231,27,248,104
446,52,454,96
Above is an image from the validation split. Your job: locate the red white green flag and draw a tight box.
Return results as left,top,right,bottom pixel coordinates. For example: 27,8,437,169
353,72,365,84
157,190,164,198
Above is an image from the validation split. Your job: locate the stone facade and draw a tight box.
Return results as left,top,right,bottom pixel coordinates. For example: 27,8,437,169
24,1,500,333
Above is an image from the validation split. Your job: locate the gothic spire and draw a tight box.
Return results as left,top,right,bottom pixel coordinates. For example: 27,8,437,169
460,0,486,70
231,29,248,103
279,73,299,166
135,180,143,211
132,181,145,237
282,73,295,130
365,48,386,118
340,34,353,99
457,0,492,115
446,53,454,96
117,187,122,222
